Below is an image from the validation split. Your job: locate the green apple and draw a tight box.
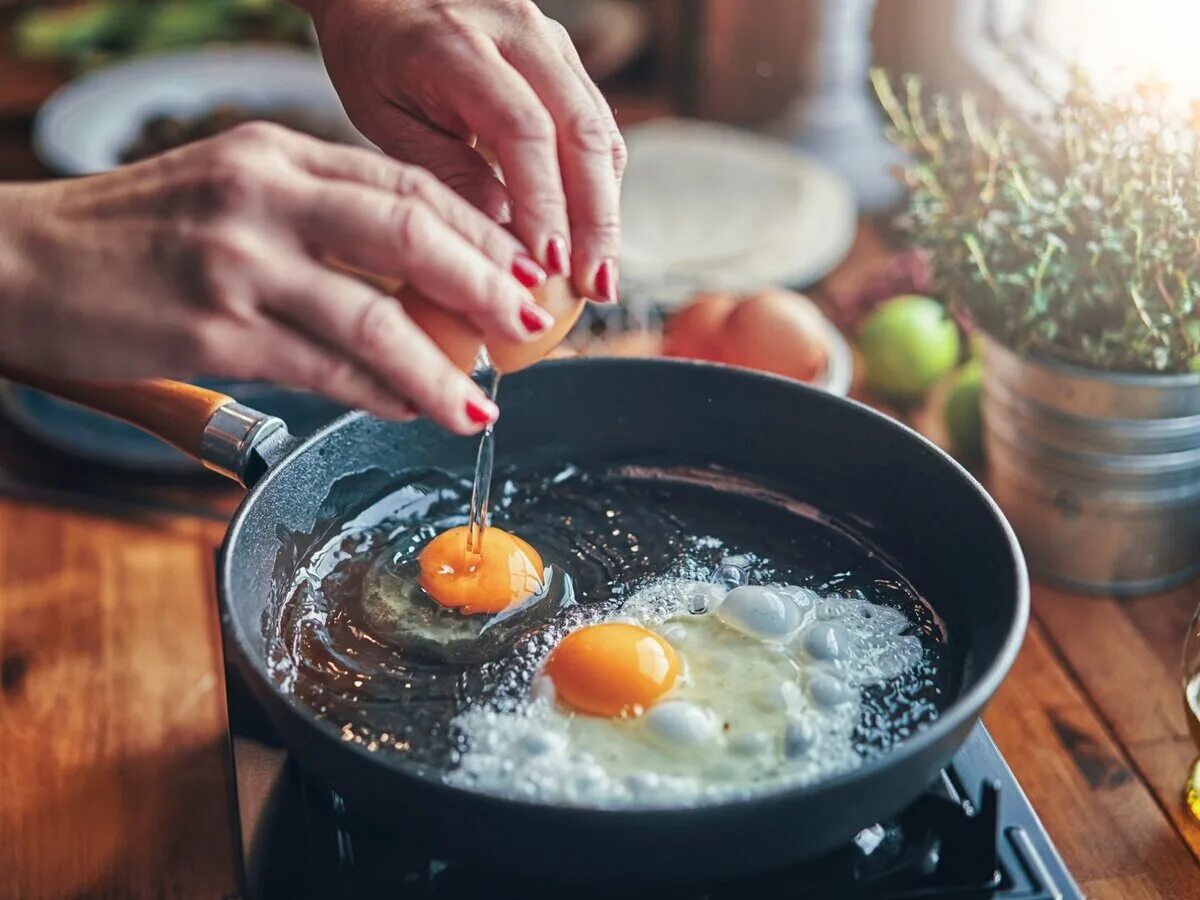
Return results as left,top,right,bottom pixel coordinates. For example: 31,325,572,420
943,359,984,463
860,295,960,401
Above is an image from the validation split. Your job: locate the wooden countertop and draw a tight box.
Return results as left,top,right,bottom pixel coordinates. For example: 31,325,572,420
1,67,1200,900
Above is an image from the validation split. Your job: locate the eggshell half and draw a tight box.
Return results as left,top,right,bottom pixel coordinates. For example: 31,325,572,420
486,276,587,373
331,257,586,375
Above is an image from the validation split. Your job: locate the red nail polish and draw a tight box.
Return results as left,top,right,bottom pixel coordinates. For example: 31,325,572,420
511,254,546,289
465,397,499,425
595,258,619,303
545,235,569,276
519,302,552,333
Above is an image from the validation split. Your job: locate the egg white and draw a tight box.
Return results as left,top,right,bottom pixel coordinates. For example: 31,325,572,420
446,578,924,806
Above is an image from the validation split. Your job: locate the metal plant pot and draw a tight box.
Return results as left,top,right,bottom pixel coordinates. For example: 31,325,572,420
981,335,1200,596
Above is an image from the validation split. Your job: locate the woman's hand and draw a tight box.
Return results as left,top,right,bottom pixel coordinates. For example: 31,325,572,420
304,0,626,304
0,122,555,434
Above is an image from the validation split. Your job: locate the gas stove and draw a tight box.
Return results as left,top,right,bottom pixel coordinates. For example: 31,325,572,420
225,677,1080,900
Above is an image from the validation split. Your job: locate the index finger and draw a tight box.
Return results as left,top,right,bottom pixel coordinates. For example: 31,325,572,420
420,33,572,279
280,135,541,281
500,24,623,303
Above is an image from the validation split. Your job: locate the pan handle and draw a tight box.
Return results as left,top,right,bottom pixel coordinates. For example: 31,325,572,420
0,365,293,488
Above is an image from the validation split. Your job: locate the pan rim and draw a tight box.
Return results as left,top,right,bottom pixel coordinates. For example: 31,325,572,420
219,357,1030,817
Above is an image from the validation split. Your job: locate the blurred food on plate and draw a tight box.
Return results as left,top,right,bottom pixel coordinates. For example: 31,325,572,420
32,46,360,174
119,103,352,162
13,0,311,70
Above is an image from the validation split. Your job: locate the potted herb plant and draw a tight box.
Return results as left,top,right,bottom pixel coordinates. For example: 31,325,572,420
872,70,1200,595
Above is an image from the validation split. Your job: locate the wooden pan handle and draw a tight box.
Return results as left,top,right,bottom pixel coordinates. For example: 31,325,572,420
0,364,235,459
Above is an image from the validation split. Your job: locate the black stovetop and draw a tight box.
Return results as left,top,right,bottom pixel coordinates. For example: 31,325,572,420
226,677,1080,900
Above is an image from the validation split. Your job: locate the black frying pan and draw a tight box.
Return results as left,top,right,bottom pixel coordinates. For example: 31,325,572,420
2,359,1028,882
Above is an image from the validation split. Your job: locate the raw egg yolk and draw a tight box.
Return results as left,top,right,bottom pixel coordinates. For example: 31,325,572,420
543,623,680,717
417,525,544,615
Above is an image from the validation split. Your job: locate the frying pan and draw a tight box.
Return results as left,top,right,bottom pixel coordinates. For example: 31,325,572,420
1,359,1028,882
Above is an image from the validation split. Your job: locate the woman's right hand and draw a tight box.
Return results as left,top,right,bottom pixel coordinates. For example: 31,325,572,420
0,122,554,434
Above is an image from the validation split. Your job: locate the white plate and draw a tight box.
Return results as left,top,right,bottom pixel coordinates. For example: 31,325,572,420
619,119,857,304
34,44,365,175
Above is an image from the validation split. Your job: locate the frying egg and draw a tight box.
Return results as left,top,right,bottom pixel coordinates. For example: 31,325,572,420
418,525,544,615
447,577,925,806
542,623,680,717
360,524,559,664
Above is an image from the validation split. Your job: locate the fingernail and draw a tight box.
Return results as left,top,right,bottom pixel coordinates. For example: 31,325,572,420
545,234,569,276
519,301,554,334
594,258,619,303
465,396,499,426
511,254,547,289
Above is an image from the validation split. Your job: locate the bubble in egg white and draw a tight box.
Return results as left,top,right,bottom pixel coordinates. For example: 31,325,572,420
785,718,817,758
627,772,662,795
684,582,726,615
804,622,852,661
572,764,609,798
782,585,821,607
716,585,804,640
712,564,745,591
645,700,720,747
808,672,857,709
517,730,566,757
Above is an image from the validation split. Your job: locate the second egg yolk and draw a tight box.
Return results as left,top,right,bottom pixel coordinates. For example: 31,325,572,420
417,525,544,615
543,623,680,717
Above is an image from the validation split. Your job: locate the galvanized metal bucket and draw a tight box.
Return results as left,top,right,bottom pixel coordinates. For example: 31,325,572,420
981,335,1200,596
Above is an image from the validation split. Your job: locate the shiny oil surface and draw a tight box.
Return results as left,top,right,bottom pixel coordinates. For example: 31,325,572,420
264,463,953,789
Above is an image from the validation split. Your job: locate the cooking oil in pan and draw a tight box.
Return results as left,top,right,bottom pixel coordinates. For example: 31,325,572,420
265,462,953,800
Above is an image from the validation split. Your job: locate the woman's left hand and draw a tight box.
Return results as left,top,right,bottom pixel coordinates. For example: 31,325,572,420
302,0,626,305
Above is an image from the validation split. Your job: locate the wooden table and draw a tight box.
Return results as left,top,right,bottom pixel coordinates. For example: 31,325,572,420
2,73,1200,900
